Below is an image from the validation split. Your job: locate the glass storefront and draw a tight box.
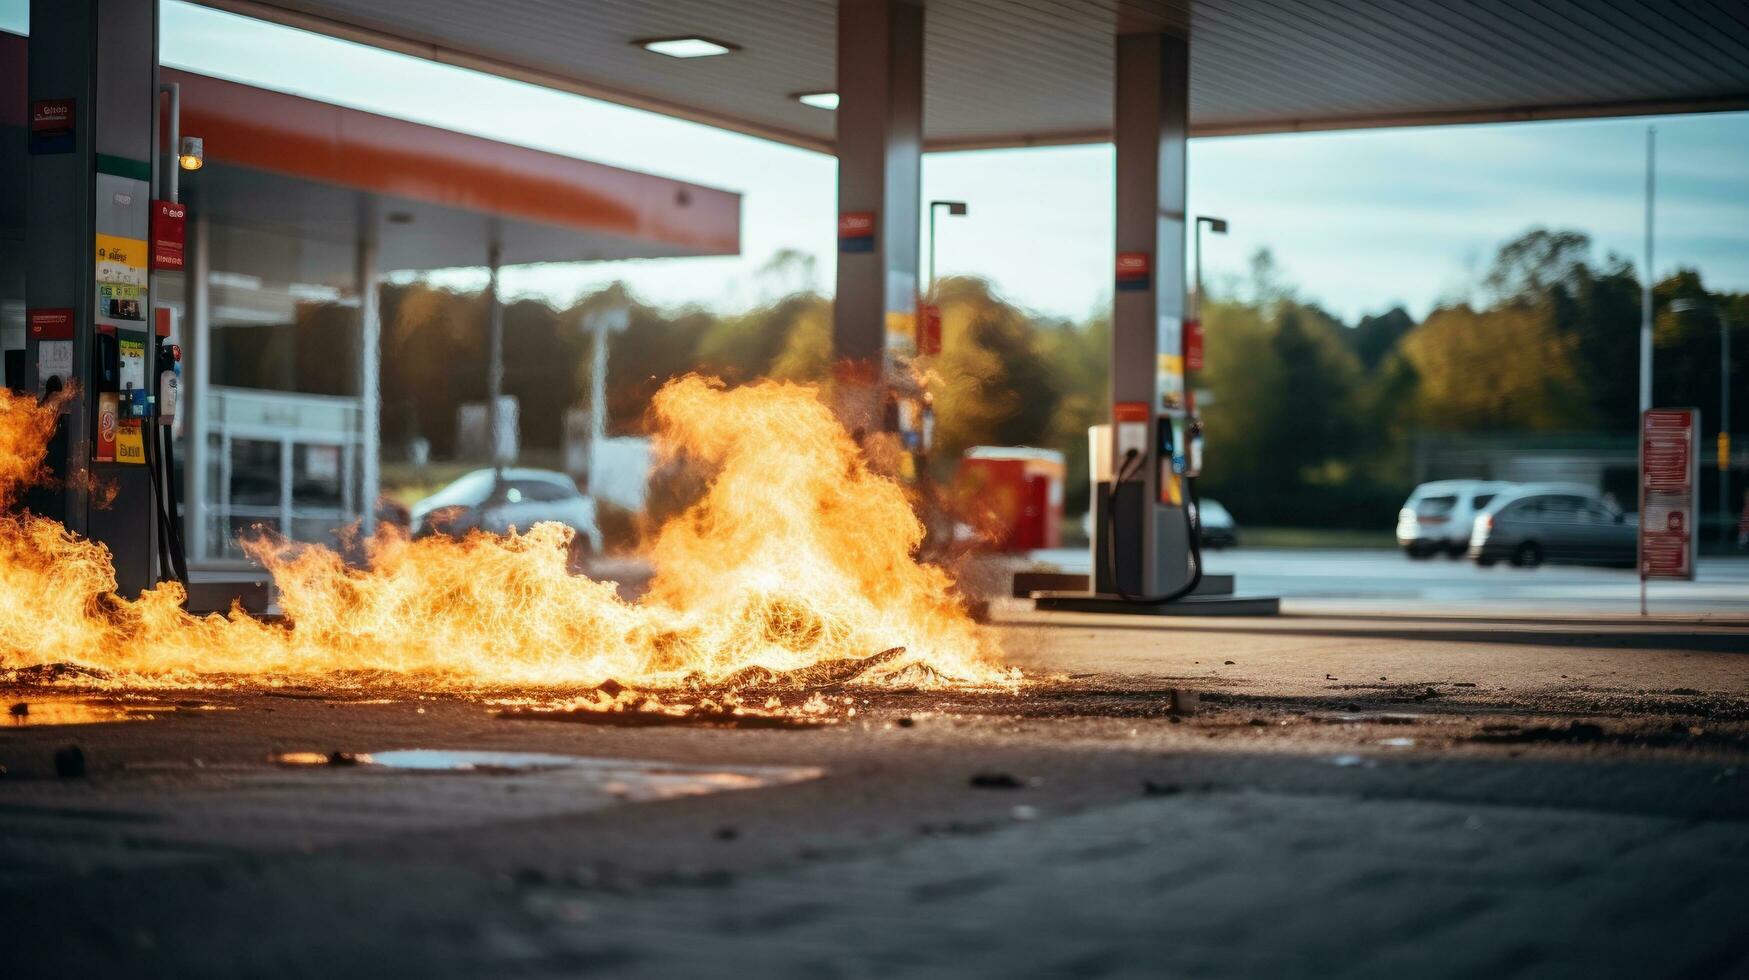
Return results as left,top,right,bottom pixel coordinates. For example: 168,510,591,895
158,215,368,564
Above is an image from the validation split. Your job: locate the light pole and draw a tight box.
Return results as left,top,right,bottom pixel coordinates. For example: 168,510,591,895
1193,216,1228,320
1672,298,1734,545
928,200,968,298
1641,126,1656,416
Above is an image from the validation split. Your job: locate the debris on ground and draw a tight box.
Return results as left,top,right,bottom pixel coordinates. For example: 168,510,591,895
53,744,85,778
498,703,831,730
1167,689,1199,716
968,771,1023,789
688,647,909,694
1320,713,1419,726
1471,721,1606,744
270,750,366,766
2,663,109,684
1142,780,1181,796
1412,687,1442,703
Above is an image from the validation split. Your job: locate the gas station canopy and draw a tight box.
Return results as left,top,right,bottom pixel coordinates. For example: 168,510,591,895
201,0,1749,151
173,66,741,284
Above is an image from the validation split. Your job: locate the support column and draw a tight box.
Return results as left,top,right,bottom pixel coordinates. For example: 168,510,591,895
26,0,160,596
1098,32,1192,597
833,0,923,395
357,215,380,534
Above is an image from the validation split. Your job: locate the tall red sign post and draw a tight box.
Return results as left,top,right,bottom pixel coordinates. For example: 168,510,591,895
1639,408,1699,614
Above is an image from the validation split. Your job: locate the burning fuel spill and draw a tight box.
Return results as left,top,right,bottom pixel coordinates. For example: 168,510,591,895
0,378,1015,708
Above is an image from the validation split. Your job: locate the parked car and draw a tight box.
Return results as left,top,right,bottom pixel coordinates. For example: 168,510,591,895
1397,480,1514,558
410,468,602,557
1198,498,1239,549
1468,484,1636,568
1076,496,1239,549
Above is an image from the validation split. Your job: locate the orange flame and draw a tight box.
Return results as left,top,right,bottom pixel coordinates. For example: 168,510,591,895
0,377,1010,690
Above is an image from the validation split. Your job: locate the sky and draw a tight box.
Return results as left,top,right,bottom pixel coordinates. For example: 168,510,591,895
7,1,1748,324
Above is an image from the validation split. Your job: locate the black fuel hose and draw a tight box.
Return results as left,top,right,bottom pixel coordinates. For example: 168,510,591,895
159,423,189,582
1102,448,1204,605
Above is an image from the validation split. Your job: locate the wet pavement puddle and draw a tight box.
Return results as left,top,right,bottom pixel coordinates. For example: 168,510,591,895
266,748,824,803
4,697,215,727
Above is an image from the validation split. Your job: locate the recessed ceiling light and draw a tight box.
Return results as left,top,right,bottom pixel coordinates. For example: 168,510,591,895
795,91,839,111
637,36,736,58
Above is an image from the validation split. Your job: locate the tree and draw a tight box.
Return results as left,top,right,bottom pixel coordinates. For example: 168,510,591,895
929,277,1061,462
1035,310,1108,516
1194,298,1368,523
1484,228,1592,304
1350,307,1416,371
1398,303,1591,432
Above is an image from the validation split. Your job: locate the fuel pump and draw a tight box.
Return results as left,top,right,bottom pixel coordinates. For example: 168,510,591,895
1098,408,1204,605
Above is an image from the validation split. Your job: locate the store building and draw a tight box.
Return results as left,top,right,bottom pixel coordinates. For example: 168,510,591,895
2,29,739,564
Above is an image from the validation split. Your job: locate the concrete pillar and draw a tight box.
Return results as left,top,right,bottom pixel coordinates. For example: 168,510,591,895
1097,32,1193,597
26,0,160,595
833,0,923,387
357,212,380,534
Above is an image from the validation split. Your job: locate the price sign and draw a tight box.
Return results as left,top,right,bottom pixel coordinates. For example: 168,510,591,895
1640,408,1698,581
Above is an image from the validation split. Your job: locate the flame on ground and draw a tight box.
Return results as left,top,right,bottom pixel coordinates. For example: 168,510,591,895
0,377,1013,692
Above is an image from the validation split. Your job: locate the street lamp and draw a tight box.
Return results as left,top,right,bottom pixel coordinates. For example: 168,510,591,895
1671,298,1734,545
928,200,968,298
177,135,204,172
1193,216,1228,320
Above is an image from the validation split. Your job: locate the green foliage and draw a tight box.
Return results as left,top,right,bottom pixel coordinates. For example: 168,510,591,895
1195,296,1374,524
1350,307,1415,370
929,277,1062,463
1398,303,1593,432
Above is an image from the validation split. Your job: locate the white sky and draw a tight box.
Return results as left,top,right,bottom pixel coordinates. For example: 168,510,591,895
7,1,1747,323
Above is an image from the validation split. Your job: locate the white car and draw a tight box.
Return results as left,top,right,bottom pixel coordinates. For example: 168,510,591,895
410,468,602,556
1396,480,1513,558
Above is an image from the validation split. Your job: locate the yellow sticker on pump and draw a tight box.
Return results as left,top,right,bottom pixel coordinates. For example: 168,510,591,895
1159,470,1183,506
115,421,145,465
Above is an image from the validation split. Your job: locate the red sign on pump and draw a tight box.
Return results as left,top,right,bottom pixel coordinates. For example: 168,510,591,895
917,302,942,356
151,200,186,270
28,308,74,340
1184,319,1204,371
1115,252,1151,291
28,98,75,154
1640,408,1697,580
96,393,119,463
838,211,876,253
30,99,74,133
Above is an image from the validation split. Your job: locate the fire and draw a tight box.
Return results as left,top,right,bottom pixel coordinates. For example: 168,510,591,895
0,377,1011,691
